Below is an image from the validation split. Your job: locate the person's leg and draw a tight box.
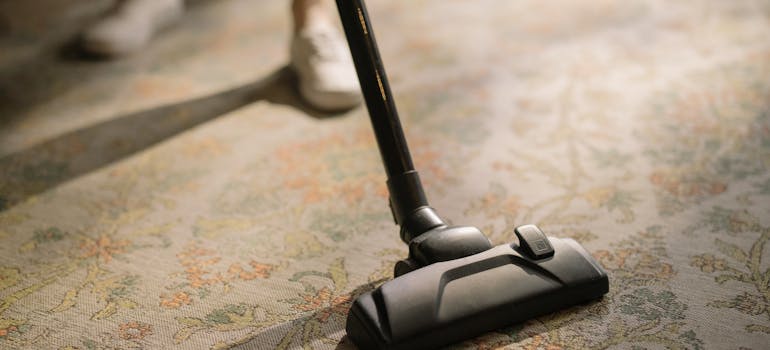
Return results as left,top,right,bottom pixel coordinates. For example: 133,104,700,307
290,0,361,111
82,0,184,57
292,0,328,32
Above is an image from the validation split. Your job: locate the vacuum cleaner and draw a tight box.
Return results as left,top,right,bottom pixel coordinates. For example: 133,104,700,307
335,1,610,349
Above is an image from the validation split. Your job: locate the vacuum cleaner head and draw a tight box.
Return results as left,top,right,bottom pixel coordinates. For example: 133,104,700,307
346,229,609,350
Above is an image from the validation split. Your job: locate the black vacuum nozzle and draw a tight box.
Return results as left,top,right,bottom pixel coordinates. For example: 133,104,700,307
348,237,609,350
335,0,609,349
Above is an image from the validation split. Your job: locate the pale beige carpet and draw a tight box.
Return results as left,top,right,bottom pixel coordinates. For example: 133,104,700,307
1,0,769,349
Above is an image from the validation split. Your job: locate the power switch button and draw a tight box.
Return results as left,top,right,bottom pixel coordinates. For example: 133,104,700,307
514,224,554,259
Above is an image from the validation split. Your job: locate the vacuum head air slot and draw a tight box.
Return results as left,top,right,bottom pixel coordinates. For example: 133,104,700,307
346,238,609,350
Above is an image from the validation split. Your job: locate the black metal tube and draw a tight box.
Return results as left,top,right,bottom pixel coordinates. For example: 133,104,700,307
335,0,414,179
337,0,445,238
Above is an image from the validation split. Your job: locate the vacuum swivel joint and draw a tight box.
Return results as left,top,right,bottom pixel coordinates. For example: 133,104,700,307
387,171,493,277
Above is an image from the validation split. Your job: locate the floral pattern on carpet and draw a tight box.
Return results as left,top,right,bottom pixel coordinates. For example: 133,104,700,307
1,0,769,349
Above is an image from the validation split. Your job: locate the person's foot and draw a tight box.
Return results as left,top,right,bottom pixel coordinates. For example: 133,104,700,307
81,0,184,57
290,22,361,112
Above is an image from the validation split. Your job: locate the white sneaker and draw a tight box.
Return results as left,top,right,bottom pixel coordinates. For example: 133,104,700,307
290,23,362,112
82,0,184,57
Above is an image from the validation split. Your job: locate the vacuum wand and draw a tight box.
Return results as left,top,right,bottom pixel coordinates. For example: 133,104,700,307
336,0,413,179
336,0,442,240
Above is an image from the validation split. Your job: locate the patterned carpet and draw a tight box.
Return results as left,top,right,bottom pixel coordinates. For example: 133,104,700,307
1,0,769,349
